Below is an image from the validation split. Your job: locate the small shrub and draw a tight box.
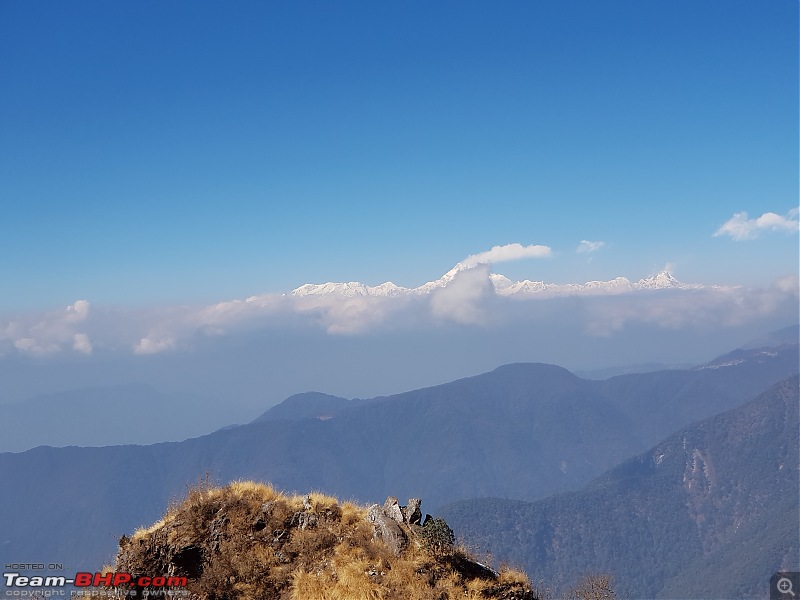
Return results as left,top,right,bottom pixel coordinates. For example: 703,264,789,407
418,517,455,556
564,573,616,600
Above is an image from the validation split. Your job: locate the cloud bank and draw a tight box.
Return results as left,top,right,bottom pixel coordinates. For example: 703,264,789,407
0,269,796,358
0,244,795,358
430,264,493,325
1,300,93,356
714,208,800,240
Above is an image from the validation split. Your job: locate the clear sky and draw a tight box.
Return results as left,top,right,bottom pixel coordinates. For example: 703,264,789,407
1,0,797,312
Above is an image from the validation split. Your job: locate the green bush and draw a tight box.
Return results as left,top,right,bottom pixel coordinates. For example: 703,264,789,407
418,517,455,556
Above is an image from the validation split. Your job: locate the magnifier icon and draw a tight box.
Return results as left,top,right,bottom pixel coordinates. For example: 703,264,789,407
778,577,796,597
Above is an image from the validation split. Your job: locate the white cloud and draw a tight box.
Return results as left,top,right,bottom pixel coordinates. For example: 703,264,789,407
1,300,93,356
430,264,493,325
192,294,287,332
714,208,800,240
72,333,93,354
576,240,605,254
461,243,551,267
774,273,800,294
583,280,798,336
66,300,90,320
292,295,396,335
134,336,176,355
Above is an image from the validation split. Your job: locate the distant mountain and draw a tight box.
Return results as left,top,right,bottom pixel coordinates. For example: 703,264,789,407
574,362,689,380
252,391,366,422
0,384,252,453
291,263,710,298
738,324,799,350
441,376,799,599
0,342,796,575
573,325,798,380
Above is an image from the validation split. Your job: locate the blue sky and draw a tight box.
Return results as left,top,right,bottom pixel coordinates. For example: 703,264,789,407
1,0,797,312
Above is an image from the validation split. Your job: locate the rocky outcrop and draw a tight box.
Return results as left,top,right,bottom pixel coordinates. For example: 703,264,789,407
367,503,407,555
114,483,539,599
383,496,405,524
367,496,429,555
403,497,422,525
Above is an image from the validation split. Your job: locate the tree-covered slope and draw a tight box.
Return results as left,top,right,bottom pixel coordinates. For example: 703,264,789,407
442,376,799,599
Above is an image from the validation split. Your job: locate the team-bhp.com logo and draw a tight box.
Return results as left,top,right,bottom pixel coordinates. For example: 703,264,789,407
75,574,186,588
4,571,188,588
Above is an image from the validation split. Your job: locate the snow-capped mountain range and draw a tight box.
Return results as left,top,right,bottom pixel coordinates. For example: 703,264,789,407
291,263,707,298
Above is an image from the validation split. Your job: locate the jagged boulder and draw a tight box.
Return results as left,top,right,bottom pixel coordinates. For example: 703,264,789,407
367,503,407,555
383,496,405,524
403,497,422,525
370,496,447,556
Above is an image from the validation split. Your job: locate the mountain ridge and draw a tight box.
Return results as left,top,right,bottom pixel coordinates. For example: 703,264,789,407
291,265,711,298
0,341,796,579
442,375,799,598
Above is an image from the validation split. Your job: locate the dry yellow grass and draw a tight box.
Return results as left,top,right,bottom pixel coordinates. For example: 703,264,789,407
114,480,540,600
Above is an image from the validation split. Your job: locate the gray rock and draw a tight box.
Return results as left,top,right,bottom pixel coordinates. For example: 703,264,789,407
368,504,407,555
402,498,422,525
290,511,318,530
383,496,404,524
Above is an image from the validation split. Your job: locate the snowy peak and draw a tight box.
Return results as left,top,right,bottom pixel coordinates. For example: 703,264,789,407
495,276,636,297
584,276,634,292
291,281,409,298
634,271,702,290
416,262,473,294
292,263,477,298
291,267,704,298
489,273,513,290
